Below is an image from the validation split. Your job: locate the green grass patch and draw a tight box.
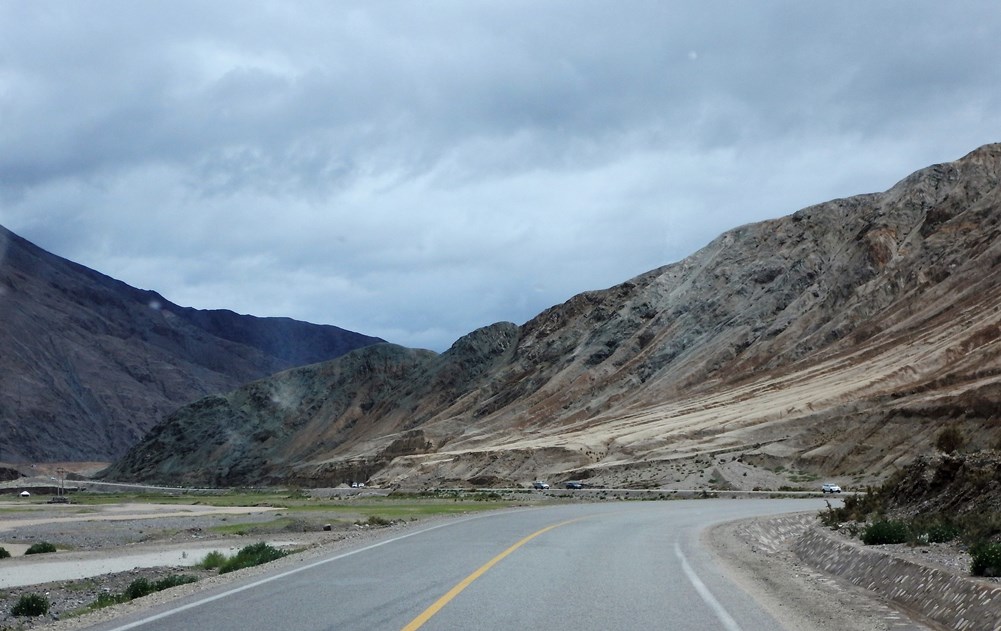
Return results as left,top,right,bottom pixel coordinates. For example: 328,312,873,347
61,578,102,593
788,472,819,482
70,490,515,523
71,491,284,508
208,517,295,536
298,500,511,520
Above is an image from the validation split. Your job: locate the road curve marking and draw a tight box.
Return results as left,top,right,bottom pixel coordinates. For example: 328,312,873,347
401,517,586,631
674,541,742,631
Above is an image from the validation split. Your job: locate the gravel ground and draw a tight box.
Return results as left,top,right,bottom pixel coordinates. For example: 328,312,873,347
0,566,219,629
0,502,413,631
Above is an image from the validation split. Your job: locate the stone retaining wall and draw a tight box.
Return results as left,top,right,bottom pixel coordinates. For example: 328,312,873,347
793,527,1001,631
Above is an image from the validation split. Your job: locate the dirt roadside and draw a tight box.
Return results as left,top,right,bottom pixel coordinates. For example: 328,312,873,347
705,513,944,631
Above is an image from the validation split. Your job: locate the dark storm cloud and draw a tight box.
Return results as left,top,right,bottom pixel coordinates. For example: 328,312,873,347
2,1,1000,350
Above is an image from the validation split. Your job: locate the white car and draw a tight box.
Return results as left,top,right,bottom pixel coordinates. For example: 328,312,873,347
822,483,842,493
532,481,550,490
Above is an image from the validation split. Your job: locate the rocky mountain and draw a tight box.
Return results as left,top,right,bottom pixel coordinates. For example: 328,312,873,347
105,143,1001,490
0,226,384,462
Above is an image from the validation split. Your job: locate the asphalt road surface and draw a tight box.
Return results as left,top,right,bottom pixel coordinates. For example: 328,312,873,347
82,498,829,631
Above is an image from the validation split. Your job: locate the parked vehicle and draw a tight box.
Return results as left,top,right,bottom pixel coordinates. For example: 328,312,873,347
822,483,842,493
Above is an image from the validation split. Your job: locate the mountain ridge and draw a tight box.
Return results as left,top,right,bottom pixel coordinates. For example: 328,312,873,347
105,142,1001,488
0,225,384,462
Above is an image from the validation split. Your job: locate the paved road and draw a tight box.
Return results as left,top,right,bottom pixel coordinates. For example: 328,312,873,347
83,498,829,631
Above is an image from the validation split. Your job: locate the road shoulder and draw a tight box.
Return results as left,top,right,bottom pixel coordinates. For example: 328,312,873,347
704,512,933,631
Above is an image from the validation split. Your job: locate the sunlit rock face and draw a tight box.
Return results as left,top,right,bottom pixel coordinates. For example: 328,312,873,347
108,144,1001,489
0,226,384,462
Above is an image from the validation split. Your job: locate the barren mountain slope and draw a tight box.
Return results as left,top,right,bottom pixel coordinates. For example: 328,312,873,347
105,143,1001,489
0,226,384,462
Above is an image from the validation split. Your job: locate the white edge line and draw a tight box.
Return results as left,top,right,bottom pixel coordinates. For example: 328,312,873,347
102,512,501,631
674,541,743,631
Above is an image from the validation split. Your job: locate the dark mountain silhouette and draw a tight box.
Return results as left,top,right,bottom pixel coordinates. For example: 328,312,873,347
0,225,384,462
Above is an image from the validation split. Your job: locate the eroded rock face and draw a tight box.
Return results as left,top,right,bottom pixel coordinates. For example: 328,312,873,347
106,143,1001,488
882,452,1001,517
0,226,384,462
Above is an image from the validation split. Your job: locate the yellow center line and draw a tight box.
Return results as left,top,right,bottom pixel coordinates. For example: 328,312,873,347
400,517,586,631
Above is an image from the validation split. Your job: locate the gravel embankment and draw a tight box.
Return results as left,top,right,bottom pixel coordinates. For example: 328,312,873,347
705,512,1001,631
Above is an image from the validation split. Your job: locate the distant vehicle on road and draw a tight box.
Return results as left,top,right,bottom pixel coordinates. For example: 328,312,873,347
822,483,842,493
565,481,583,489
19,491,30,497
532,481,550,490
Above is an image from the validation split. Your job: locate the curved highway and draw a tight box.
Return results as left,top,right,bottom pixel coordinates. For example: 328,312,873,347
83,498,829,631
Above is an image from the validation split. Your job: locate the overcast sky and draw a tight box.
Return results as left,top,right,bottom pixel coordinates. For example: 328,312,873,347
2,2,999,351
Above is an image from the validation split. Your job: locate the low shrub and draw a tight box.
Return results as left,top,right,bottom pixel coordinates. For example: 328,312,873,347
88,575,198,610
153,574,198,591
12,593,50,617
198,550,227,570
970,542,1001,577
818,484,890,525
219,542,287,574
0,546,11,559
935,425,965,454
862,520,909,545
125,577,156,600
125,575,198,600
25,541,57,555
925,521,961,544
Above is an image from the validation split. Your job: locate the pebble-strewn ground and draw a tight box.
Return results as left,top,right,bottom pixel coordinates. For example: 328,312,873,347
1,566,218,630
0,503,400,631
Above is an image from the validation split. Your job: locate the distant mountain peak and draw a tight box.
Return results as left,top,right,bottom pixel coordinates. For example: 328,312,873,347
0,225,384,462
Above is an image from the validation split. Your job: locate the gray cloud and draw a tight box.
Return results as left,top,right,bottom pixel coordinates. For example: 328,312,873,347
2,1,1000,350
